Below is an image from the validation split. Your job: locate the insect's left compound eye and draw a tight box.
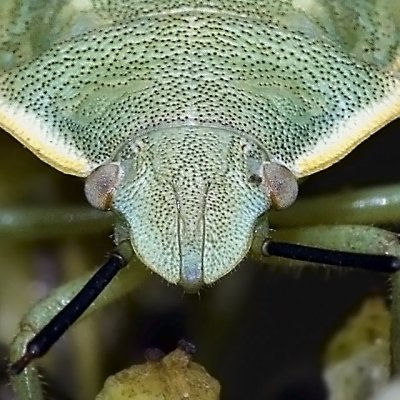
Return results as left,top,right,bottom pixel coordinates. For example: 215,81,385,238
84,163,121,210
261,162,298,210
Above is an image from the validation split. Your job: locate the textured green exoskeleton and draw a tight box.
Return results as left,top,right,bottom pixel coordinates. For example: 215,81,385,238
1,1,400,398
1,0,400,289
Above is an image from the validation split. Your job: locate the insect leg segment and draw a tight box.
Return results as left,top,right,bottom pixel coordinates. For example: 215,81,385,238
263,240,400,273
255,183,400,272
269,183,400,228
253,224,400,274
9,251,127,375
8,244,146,399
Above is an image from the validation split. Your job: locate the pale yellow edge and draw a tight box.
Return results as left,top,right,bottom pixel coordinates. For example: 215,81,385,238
294,85,400,178
0,99,91,177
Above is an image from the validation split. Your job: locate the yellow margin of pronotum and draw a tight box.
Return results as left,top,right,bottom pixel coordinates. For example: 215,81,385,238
294,82,400,178
0,98,91,177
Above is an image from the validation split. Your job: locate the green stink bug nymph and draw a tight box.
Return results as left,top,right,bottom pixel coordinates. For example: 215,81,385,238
0,1,400,398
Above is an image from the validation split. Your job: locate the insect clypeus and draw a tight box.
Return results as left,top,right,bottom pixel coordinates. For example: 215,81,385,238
1,1,400,399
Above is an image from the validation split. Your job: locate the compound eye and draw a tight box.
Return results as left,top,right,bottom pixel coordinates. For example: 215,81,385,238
262,162,298,210
84,163,121,210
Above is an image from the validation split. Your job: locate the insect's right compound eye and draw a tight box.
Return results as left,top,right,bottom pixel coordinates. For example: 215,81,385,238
261,162,298,210
84,163,121,210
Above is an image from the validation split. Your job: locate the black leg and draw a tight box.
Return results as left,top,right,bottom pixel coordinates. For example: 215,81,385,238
9,251,128,375
263,240,400,273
